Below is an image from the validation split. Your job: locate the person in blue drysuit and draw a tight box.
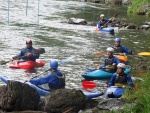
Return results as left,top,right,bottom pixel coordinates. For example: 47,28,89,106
105,63,134,98
97,14,113,29
113,38,132,55
97,47,120,73
11,39,39,62
29,60,65,91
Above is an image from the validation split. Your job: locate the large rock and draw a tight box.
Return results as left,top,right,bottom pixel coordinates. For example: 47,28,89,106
68,18,87,25
44,89,88,113
0,81,40,112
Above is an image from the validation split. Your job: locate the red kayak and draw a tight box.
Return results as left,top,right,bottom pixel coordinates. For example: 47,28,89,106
9,60,45,69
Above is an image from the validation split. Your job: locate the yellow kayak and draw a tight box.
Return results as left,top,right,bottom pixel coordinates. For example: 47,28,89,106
115,55,128,63
138,52,150,56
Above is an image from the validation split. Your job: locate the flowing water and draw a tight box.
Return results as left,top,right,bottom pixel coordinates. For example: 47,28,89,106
0,0,150,91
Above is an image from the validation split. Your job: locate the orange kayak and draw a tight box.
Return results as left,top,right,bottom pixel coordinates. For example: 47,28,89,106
115,55,128,63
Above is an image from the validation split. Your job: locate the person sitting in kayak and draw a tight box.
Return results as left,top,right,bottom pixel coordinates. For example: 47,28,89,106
97,47,120,73
97,14,113,29
113,38,132,55
105,63,134,98
11,39,39,62
28,60,65,91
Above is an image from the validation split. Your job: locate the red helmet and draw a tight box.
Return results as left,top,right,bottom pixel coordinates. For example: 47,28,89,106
26,39,32,44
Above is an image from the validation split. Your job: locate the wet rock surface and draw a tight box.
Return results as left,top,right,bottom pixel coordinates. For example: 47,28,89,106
0,81,40,112
44,89,89,113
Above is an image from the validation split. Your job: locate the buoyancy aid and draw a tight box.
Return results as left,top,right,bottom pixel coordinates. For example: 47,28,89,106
113,45,123,53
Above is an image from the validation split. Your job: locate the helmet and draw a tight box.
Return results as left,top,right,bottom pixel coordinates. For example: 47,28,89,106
114,38,121,42
106,47,114,52
100,14,105,17
26,39,32,44
50,60,58,69
117,63,126,69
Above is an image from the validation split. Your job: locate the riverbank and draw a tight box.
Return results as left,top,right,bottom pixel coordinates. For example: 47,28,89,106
128,0,150,15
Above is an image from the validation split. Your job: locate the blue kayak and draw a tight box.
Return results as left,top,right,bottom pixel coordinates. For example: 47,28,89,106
105,86,125,98
81,68,131,80
100,27,114,34
0,76,103,99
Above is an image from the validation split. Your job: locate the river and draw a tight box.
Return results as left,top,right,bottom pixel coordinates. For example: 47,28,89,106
0,0,150,92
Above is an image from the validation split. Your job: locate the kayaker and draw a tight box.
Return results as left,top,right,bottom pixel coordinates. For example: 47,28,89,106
97,14,114,29
11,39,40,62
97,47,120,73
105,63,134,98
28,60,65,91
113,38,132,55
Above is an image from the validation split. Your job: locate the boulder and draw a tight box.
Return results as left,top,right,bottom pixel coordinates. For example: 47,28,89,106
126,23,137,29
0,80,40,112
122,0,131,5
44,89,88,113
68,18,87,25
140,25,150,29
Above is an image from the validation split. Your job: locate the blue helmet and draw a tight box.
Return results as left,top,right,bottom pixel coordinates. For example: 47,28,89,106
50,60,58,69
114,38,121,42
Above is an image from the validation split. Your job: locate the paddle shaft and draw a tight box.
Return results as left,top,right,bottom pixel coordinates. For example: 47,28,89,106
31,56,75,79
102,12,120,27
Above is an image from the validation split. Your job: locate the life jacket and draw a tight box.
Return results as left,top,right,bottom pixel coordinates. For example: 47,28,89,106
115,73,127,86
105,57,117,73
105,57,114,65
113,45,123,53
48,72,65,90
100,19,107,27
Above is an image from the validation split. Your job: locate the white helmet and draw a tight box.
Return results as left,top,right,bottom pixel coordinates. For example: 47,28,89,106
117,63,126,69
106,47,114,52
100,14,105,17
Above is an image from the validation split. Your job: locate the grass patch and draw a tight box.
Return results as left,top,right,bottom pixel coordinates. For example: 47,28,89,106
128,0,150,15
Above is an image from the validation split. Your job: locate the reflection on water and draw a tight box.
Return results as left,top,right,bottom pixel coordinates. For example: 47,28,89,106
0,0,149,90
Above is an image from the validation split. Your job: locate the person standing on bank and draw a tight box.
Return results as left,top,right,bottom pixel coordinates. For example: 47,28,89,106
11,39,40,62
28,60,65,91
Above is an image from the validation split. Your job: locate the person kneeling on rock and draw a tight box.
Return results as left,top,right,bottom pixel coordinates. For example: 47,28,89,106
105,63,134,98
28,60,65,91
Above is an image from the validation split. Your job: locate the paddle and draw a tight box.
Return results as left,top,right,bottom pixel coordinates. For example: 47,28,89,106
0,48,45,65
94,12,120,32
93,52,126,56
82,81,122,89
31,55,75,79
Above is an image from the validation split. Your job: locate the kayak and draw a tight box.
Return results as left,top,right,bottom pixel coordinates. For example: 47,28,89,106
81,68,131,80
100,27,114,34
9,60,45,69
138,52,150,56
105,86,125,98
115,55,128,63
0,76,103,99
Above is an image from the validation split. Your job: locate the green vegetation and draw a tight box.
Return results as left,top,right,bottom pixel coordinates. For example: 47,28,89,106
128,0,150,15
117,72,150,113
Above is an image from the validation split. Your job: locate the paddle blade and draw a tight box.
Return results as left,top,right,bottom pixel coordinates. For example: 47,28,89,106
0,60,10,65
93,52,105,56
138,52,150,56
82,81,97,89
35,48,45,54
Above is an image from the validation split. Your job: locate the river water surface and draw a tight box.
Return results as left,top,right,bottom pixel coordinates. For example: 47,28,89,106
0,0,150,91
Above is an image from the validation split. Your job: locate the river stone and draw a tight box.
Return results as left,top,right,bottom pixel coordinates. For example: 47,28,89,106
68,18,87,25
0,80,40,112
122,0,131,5
126,23,137,29
140,25,150,29
44,89,88,113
